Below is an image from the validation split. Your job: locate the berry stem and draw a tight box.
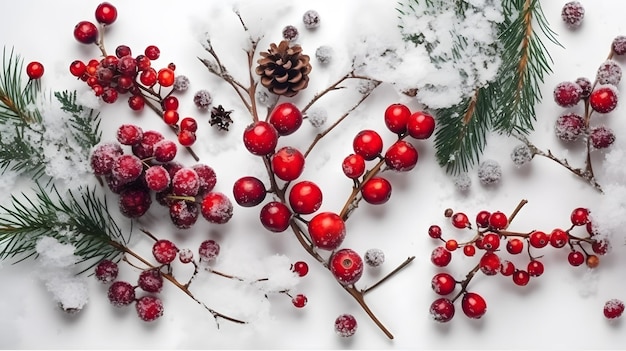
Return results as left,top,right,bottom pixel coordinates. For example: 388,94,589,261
507,199,528,226
361,256,415,294
451,263,480,303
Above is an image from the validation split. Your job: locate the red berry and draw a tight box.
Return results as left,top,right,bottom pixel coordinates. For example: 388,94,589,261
512,270,530,286
198,239,220,262
291,294,308,308
527,260,544,277
192,164,217,195
308,212,346,250
568,250,585,266
95,2,117,25
271,146,305,181
200,192,233,224
95,259,119,283
169,200,199,229
178,130,196,147
157,68,175,87
288,180,323,214
132,130,164,159
74,21,99,44
561,1,585,28
445,239,458,251
555,113,585,142
342,153,366,179
451,212,470,229
292,261,309,277
604,299,625,319
500,260,515,276
180,117,198,132
428,225,442,239
529,230,549,248
26,61,44,79
111,154,143,183
117,55,138,76
481,233,500,251
589,85,618,113
269,102,303,135
171,168,200,196
144,165,170,192
101,88,119,104
162,96,179,111
384,103,411,134
406,111,435,139
335,314,358,337
243,121,279,156
153,239,178,264
90,142,123,175
138,269,164,293
353,130,383,161
233,176,266,207
506,238,524,254
549,228,569,248
163,110,179,125
117,125,143,146
330,248,363,285
115,45,131,58
553,81,582,107
118,186,152,218
463,245,476,257
135,296,164,322
462,292,487,319
144,45,161,60
612,36,626,56
140,68,157,86
179,249,193,264
431,246,452,267
153,139,177,163
108,281,136,307
479,252,501,276
135,55,152,71
590,126,616,149
259,201,291,232
431,272,456,295
488,211,507,229
361,177,392,205
384,140,418,171
69,60,87,77
475,210,491,228
592,239,610,255
570,207,589,226
430,298,455,323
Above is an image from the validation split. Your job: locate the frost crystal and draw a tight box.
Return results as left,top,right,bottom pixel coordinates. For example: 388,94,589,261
306,107,327,128
477,159,502,185
510,144,532,166
453,172,471,191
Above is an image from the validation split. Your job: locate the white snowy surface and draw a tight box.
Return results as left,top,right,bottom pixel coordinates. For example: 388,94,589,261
1,0,626,349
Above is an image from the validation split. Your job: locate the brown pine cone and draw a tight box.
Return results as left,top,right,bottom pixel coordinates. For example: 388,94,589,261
255,40,312,97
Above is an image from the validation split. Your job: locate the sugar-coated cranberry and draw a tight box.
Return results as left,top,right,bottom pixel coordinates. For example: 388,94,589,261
152,239,178,264
117,55,138,76
384,140,418,171
596,60,622,86
243,121,279,156
549,228,569,248
179,249,194,264
95,259,119,284
153,139,177,163
479,252,500,276
271,146,305,181
353,130,383,161
553,81,582,107
431,272,456,295
406,111,435,139
171,168,200,196
192,164,217,195
26,61,44,79
342,153,366,179
108,281,136,307
95,2,117,25
506,238,524,254
90,142,123,175
291,294,308,308
384,103,411,134
198,239,220,262
561,1,585,28
74,21,99,44
462,292,487,319
101,88,119,104
567,250,585,266
512,269,530,286
335,314,358,337
361,177,392,205
612,36,626,56
575,77,592,99
118,185,152,218
144,165,170,192
308,212,346,250
200,192,233,224
555,113,585,142
233,176,266,207
169,200,199,229
138,269,164,293
116,124,143,146
259,201,291,232
590,126,616,149
592,239,611,255
132,130,164,159
269,102,303,136
135,296,164,322
604,299,625,319
589,85,618,113
330,248,363,285
430,298,455,323
431,246,452,267
291,261,309,277
288,180,323,214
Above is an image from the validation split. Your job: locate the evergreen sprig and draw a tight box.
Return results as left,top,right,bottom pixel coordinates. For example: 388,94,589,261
55,90,102,151
0,184,127,271
0,47,41,124
398,0,560,174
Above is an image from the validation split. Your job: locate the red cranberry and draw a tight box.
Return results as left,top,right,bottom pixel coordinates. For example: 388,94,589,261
308,212,346,250
108,281,136,307
342,154,366,179
233,176,266,207
198,239,220,262
74,21,99,44
288,180,323,214
271,146,305,181
269,102,303,135
361,177,392,205
138,269,164,293
259,201,291,232
200,192,233,224
353,130,383,161
431,272,456,295
95,2,117,25
430,298,455,323
384,140,418,171
135,296,164,322
330,248,363,285
384,103,411,134
243,121,279,156
461,292,487,319
406,111,435,139
169,200,199,229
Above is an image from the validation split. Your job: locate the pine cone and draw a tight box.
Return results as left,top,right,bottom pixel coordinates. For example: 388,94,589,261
255,40,312,97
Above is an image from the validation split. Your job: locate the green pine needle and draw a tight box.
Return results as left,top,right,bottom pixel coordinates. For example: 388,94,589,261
0,47,41,124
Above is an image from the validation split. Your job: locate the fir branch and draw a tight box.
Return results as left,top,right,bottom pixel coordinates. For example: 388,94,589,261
55,90,102,150
0,124,45,178
0,184,128,271
0,47,41,124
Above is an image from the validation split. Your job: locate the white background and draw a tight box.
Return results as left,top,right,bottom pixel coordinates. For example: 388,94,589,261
1,0,626,349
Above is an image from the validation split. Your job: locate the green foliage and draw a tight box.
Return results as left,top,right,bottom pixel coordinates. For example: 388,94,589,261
0,47,41,124
55,90,102,151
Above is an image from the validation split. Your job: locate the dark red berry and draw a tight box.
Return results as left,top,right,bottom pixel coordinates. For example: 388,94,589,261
604,299,625,319
138,269,164,293
590,126,616,149
288,180,323,214
169,200,199,229
198,239,220,262
568,250,585,266
171,168,200,196
161,96,179,111
95,2,117,25
506,238,524,254
527,260,544,277
406,111,435,139
451,212,470,229
555,113,585,142
95,259,118,284
233,176,266,207
361,177,392,205
192,164,217,195
259,201,291,232
291,294,308,308
26,61,44,79
512,270,530,286
144,45,161,60
144,165,170,192
292,261,309,277
561,1,585,28
335,314,358,337
330,248,363,285
243,121,278,156
462,292,487,319
428,225,442,239
200,192,233,224
118,186,152,218
74,21,99,44
431,246,452,267
592,239,610,255
135,296,164,322
431,272,456,295
132,130,164,159
342,153,366,179
430,298,455,323
384,103,411,134
384,140,418,171
269,102,303,136
152,239,178,264
271,146,305,181
353,130,383,161
108,281,136,307
90,142,123,175
475,210,491,228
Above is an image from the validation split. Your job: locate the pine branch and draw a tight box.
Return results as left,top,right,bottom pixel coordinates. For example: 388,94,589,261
0,124,45,178
0,184,128,271
55,90,102,150
0,47,41,124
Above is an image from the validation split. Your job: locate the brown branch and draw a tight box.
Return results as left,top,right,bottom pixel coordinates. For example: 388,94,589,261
362,256,415,294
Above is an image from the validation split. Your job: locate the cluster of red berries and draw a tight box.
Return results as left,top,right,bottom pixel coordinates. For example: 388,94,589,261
71,2,198,148
427,202,607,322
553,38,625,150
90,124,232,228
94,238,222,322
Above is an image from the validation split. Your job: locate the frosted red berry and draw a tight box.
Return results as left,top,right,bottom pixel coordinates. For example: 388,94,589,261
171,168,200,196
568,250,585,266
451,212,470,229
553,81,582,107
260,201,291,232
500,260,515,276
179,249,193,264
353,130,383,161
74,21,99,44
592,239,610,255
555,113,585,142
604,299,625,320
243,121,279,156
90,142,123,175
308,212,346,250
138,269,164,293
95,259,119,283
596,60,622,86
192,164,217,195
462,292,487,319
529,230,549,248
161,96,178,111
384,103,410,134
108,281,136,307
169,200,199,229
291,294,308,308
271,146,305,181
407,111,435,139
590,126,616,149
549,228,568,248
233,176,266,207
292,261,309,277
561,1,585,28
589,86,618,113
384,140,418,171
153,140,177,163
342,154,366,179
288,180,323,215
153,239,178,265
118,186,152,218
200,192,233,224
479,252,500,276
612,36,626,56
330,248,363,285
575,77,592,99
116,124,143,146
335,314,358,337
361,177,392,205
117,55,138,76
269,102,303,136
132,130,164,159
26,61,44,79
198,239,220,262
512,270,530,286
431,272,456,295
431,246,452,267
144,165,170,192
135,296,164,322
430,298,455,323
